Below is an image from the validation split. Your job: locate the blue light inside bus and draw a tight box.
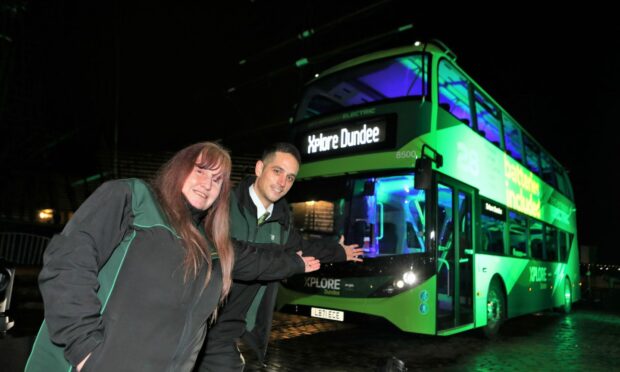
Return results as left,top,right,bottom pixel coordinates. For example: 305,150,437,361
357,57,424,98
362,175,419,258
376,176,413,196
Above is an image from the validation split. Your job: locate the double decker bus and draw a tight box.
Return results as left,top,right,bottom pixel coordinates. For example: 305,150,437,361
277,40,579,336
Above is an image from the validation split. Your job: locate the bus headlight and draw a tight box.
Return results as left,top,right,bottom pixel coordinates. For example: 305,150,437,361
403,270,416,285
376,269,419,297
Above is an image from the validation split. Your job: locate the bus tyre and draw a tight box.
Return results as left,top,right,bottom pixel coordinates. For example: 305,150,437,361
483,280,505,339
560,278,572,314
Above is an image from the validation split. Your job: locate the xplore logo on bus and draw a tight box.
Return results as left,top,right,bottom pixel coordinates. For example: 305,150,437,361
529,266,548,283
304,277,341,290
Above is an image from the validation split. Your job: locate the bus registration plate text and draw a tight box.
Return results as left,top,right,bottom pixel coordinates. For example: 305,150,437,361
311,307,344,321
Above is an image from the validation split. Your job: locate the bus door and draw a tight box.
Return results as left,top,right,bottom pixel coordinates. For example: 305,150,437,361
435,176,475,332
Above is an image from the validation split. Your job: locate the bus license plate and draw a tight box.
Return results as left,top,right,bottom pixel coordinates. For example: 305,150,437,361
311,307,344,321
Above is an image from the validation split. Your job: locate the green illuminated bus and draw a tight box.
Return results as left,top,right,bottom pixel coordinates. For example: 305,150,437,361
277,40,580,337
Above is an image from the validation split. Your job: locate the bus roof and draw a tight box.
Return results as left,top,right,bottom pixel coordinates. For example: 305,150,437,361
303,40,568,173
312,41,452,81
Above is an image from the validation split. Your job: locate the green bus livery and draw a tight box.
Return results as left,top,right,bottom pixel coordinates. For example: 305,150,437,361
276,40,579,337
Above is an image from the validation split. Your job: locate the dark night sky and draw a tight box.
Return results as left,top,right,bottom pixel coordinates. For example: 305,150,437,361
3,1,619,261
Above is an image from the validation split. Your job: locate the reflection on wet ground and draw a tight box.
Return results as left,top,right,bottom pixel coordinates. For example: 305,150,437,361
3,288,620,371
240,296,620,371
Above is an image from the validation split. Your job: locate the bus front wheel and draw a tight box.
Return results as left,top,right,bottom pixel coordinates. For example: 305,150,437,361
483,280,505,339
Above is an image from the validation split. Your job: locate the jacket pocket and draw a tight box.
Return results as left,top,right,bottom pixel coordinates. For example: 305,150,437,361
79,324,109,372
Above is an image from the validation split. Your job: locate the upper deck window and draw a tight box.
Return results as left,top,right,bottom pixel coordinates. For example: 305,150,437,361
438,60,472,126
473,90,502,147
540,151,557,188
296,54,429,121
523,135,541,175
555,167,573,200
503,116,524,162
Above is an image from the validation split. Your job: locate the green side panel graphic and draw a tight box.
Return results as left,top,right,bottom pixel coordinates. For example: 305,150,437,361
432,126,576,230
278,276,437,335
25,232,136,372
474,250,581,325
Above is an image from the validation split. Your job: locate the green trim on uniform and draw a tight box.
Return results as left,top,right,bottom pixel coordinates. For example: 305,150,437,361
25,179,175,372
245,286,267,331
229,192,291,333
129,179,180,237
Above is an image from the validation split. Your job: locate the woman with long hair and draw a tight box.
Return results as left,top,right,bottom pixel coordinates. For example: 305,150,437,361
26,142,319,372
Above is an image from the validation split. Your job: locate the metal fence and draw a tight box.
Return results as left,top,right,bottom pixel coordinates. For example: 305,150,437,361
0,233,50,266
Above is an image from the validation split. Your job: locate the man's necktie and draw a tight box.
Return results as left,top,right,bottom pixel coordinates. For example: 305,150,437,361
257,211,270,226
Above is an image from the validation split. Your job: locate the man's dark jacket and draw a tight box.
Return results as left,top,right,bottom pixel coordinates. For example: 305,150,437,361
203,176,346,363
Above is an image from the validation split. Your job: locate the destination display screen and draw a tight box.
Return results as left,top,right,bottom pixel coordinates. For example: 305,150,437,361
297,115,396,160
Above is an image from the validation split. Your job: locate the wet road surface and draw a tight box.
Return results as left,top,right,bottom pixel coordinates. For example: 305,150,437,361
240,300,620,371
3,292,620,371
